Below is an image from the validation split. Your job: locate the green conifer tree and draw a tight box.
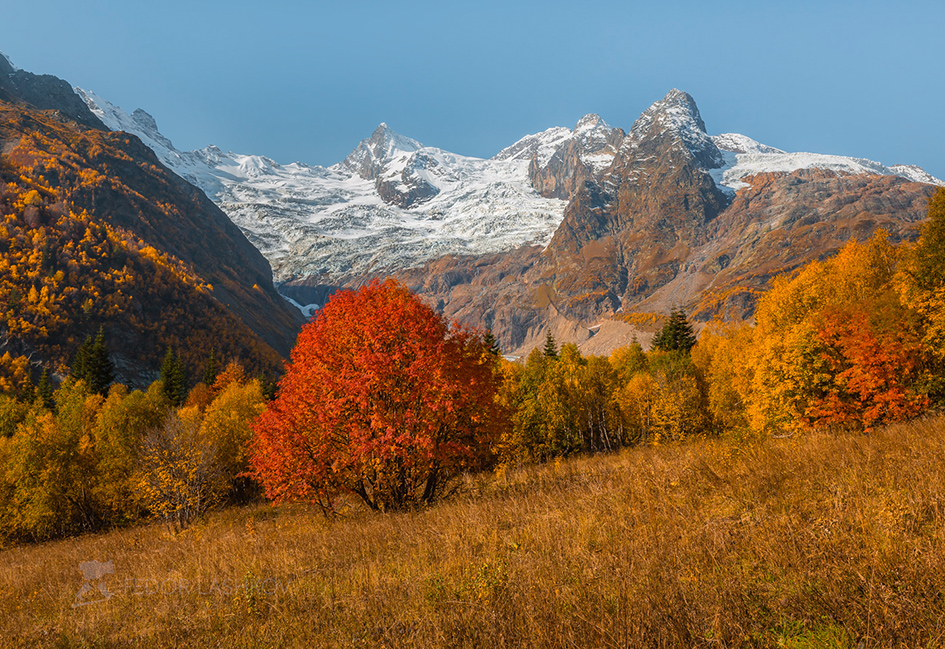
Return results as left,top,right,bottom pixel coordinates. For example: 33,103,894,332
651,307,697,354
203,348,218,386
72,335,94,382
483,329,501,356
85,327,114,396
160,348,188,406
542,331,558,359
36,368,55,411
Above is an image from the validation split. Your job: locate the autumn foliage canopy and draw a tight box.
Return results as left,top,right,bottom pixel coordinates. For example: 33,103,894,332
250,280,506,512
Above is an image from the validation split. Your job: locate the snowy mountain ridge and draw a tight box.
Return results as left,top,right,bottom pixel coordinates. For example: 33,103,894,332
709,132,943,192
76,87,943,290
79,87,567,281
622,88,726,170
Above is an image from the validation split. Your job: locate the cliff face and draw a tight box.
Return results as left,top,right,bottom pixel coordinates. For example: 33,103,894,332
542,91,730,321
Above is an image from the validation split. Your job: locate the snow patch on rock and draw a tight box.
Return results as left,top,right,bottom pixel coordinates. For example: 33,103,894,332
0,51,19,73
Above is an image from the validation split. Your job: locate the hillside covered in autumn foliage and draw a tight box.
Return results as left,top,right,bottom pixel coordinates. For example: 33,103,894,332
0,90,301,384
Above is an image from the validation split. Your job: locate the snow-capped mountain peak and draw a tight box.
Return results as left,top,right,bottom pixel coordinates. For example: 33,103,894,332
492,126,575,166
341,123,423,180
624,88,725,170
493,113,623,181
574,113,610,133
631,88,707,136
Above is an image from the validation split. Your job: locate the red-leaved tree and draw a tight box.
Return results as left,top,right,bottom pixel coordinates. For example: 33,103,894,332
250,279,507,512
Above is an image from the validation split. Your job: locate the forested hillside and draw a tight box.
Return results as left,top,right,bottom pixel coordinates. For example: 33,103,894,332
0,98,301,384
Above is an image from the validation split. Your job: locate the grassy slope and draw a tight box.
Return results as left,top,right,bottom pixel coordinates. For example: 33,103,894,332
4,419,945,648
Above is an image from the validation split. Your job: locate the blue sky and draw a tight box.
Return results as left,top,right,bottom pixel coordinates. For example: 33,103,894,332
2,1,943,178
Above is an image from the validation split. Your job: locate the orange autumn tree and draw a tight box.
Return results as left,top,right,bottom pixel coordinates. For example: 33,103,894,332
807,306,927,430
250,279,506,513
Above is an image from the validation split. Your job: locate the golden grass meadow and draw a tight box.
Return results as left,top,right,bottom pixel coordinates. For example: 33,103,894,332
4,418,945,648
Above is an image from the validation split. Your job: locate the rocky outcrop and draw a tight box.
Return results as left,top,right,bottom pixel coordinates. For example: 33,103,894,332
373,150,441,208
0,64,106,130
340,123,440,208
540,90,730,321
527,114,625,201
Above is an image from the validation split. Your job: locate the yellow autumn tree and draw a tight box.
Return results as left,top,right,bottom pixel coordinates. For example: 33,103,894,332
897,187,945,402
691,322,755,433
750,231,918,432
134,407,228,531
0,380,103,540
199,377,265,497
613,372,658,444
92,382,169,522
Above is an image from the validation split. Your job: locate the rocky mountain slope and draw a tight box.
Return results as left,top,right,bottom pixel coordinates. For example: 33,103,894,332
75,76,942,355
388,91,940,354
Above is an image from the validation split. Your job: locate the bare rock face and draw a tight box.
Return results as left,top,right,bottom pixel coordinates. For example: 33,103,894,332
527,114,625,201
669,169,936,320
392,247,545,352
341,123,420,180
541,89,730,321
373,150,441,208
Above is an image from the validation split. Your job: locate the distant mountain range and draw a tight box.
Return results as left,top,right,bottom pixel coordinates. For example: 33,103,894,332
77,86,941,289
74,76,942,354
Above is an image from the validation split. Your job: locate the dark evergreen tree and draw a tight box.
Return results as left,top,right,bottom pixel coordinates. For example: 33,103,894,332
260,376,278,402
85,327,114,396
203,348,218,386
72,334,94,381
483,329,501,356
36,368,54,411
160,348,188,406
651,307,697,354
542,331,558,359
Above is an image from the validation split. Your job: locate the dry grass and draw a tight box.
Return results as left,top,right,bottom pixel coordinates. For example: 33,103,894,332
5,418,945,647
